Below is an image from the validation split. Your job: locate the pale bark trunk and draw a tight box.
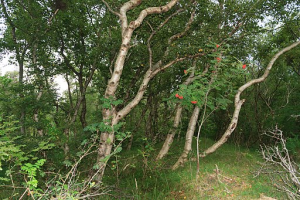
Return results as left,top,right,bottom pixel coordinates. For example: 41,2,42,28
33,90,44,136
156,104,182,160
96,0,179,181
32,43,44,136
17,37,26,135
20,112,25,135
200,40,300,157
156,62,207,160
63,129,70,159
172,106,200,170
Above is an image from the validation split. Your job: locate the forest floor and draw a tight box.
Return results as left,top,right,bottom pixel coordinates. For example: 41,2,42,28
103,138,286,200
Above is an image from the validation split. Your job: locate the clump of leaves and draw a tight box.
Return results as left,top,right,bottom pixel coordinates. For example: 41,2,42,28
0,116,27,171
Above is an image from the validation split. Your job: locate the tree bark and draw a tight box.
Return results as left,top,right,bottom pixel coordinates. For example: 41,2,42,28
96,0,179,181
33,89,44,136
80,95,87,128
156,104,183,160
1,0,29,134
172,106,200,170
31,43,44,136
156,62,208,160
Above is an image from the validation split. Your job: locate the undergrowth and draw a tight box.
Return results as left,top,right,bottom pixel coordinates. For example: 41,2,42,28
103,138,286,199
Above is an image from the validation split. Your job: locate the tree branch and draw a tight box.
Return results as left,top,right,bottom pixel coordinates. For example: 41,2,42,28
102,0,121,17
147,9,184,68
120,0,143,34
128,0,179,30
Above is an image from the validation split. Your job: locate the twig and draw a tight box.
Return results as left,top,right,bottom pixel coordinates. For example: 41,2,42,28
102,0,121,17
257,128,300,199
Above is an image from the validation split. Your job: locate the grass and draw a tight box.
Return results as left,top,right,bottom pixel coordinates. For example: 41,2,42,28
0,137,287,199
103,137,286,199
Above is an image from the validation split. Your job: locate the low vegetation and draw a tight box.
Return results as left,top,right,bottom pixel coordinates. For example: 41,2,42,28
103,138,285,199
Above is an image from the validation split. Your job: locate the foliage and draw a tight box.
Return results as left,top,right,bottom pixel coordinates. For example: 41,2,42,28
0,116,26,170
21,159,46,190
0,0,299,198
286,134,300,160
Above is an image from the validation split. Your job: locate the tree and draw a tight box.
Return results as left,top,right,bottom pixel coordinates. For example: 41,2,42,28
201,40,300,157
0,1,299,194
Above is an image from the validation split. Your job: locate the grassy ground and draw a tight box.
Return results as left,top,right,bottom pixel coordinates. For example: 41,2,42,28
103,138,286,199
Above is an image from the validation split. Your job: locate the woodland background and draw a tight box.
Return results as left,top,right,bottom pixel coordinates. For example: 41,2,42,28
0,0,299,199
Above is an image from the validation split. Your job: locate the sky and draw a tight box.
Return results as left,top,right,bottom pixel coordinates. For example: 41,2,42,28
0,54,18,75
0,19,68,95
0,54,68,95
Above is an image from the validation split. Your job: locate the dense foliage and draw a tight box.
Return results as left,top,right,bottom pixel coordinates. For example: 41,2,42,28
0,0,299,198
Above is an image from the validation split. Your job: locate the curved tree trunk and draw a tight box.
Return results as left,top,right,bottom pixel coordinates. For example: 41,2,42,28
200,40,300,157
172,106,200,170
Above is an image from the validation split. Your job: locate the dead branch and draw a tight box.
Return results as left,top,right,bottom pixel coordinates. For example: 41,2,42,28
256,128,300,200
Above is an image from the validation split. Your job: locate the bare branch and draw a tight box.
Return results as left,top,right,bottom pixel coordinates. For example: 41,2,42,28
168,6,196,44
115,52,203,124
147,9,184,68
256,128,300,199
102,0,121,17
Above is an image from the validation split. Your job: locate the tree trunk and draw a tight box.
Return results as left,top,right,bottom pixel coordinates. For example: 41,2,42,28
200,40,300,157
172,106,200,170
20,111,25,134
80,95,87,128
156,61,204,160
145,95,153,139
63,128,70,159
156,104,182,160
32,43,44,136
95,0,179,182
33,90,44,136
